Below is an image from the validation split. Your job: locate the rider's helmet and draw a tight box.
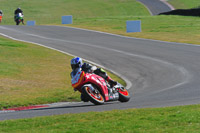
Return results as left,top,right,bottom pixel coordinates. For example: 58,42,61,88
70,57,83,70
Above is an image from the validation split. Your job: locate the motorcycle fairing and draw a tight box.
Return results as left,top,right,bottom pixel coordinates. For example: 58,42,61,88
71,68,110,101
71,69,85,89
84,73,109,101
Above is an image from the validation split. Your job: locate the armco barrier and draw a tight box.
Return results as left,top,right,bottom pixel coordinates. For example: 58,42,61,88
62,15,73,24
126,20,141,33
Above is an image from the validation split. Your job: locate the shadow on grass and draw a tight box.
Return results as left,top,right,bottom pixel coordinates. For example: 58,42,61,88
159,7,200,17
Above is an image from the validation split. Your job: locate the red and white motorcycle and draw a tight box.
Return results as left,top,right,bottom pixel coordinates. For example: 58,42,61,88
71,68,130,105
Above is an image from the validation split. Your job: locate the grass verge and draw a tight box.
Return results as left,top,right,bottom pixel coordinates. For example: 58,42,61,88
168,0,200,9
0,104,200,132
0,0,149,25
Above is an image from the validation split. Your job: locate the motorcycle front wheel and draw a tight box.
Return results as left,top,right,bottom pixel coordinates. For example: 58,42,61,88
16,21,20,25
118,88,130,102
82,86,104,105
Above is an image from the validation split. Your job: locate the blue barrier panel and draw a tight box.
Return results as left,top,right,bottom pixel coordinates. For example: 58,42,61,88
27,21,36,26
126,20,141,33
62,15,73,24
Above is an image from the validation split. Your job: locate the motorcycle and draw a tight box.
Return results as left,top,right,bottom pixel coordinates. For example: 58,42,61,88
15,13,24,25
71,68,130,105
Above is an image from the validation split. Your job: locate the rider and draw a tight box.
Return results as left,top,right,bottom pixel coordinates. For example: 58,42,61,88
0,10,3,23
70,57,117,101
14,7,24,24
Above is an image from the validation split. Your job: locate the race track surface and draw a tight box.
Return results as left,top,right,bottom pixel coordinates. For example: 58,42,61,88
0,25,200,120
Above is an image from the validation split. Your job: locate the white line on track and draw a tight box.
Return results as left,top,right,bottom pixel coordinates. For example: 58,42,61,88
160,0,175,10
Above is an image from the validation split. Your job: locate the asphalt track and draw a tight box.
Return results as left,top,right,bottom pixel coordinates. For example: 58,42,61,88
0,25,200,120
136,0,174,15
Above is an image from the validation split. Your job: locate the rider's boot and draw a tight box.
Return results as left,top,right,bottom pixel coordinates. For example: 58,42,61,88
106,76,117,88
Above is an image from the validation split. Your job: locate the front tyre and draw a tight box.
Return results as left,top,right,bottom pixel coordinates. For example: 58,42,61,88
16,20,20,25
118,88,130,102
82,85,104,105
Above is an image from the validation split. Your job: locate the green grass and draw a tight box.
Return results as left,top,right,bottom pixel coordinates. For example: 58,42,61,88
1,0,199,45
1,104,200,132
169,0,200,9
0,0,149,25
0,36,125,109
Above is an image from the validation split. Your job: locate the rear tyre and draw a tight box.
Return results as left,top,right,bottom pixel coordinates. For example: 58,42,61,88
82,86,104,105
118,88,130,102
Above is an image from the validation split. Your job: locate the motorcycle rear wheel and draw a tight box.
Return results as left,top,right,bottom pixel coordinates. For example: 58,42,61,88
82,86,104,105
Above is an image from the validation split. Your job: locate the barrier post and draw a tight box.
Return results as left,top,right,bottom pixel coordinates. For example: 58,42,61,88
126,20,141,33
27,21,36,26
62,15,73,24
